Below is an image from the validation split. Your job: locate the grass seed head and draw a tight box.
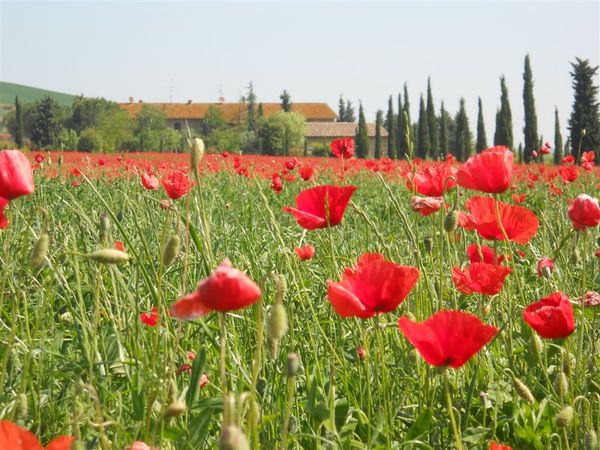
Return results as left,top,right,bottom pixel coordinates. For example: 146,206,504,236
556,405,574,428
30,232,49,272
86,248,130,264
287,353,300,378
218,425,250,450
161,234,181,268
512,377,535,403
585,429,598,450
164,400,186,419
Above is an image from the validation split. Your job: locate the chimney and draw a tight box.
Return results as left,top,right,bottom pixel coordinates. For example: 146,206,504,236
187,99,192,104
218,96,225,104
138,100,143,103
128,96,134,103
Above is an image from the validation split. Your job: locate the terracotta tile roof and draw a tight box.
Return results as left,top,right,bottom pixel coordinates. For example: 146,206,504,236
118,102,337,122
306,121,388,138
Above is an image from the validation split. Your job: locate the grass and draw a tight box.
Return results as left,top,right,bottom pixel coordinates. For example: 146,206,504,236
0,156,598,449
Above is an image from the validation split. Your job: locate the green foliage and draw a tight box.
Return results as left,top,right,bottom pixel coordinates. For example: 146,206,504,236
454,98,472,161
59,128,79,151
30,95,64,149
77,127,103,152
494,76,514,149
246,82,257,132
554,108,563,165
398,83,412,159
258,111,305,155
568,57,600,159
426,78,439,159
133,104,181,151
386,96,396,159
355,103,369,158
522,55,539,163
396,93,403,158
338,95,346,121
97,107,133,152
208,127,242,152
14,96,24,148
439,102,450,158
416,96,430,159
200,105,226,136
280,90,292,113
476,97,488,153
375,109,383,159
69,96,117,134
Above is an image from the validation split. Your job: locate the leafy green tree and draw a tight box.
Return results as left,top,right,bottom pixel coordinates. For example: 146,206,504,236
568,57,600,159
134,104,170,151
355,103,369,158
200,105,226,136
494,76,513,149
30,96,64,148
522,54,539,163
258,119,282,155
476,97,488,153
59,128,79,150
375,110,383,159
554,108,563,165
97,108,133,151
78,128,103,152
439,102,449,158
14,96,24,148
426,78,439,159
416,95,429,159
70,96,116,134
454,98,472,161
280,90,292,112
386,96,396,158
259,111,305,155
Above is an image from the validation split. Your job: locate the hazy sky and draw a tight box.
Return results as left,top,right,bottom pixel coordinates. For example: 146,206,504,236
1,1,598,146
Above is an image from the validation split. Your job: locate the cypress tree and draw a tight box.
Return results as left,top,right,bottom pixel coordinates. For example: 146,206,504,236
246,82,257,132
280,90,292,112
522,54,539,163
345,100,356,122
400,83,412,158
375,110,383,159
476,97,488,153
396,93,403,157
15,96,24,148
426,77,439,159
554,108,563,165
439,102,449,158
416,95,430,159
257,102,264,118
386,96,396,158
517,143,523,163
494,76,513,149
454,98,471,161
338,96,346,121
568,57,600,159
355,102,369,158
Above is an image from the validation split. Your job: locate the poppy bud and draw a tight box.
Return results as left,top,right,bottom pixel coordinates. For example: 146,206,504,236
585,429,598,450
554,371,569,398
86,249,130,264
357,346,367,360
532,333,543,354
512,377,535,403
161,234,181,268
99,213,110,242
191,138,205,170
218,425,250,450
423,236,433,253
30,232,49,272
288,415,298,433
444,210,457,232
572,249,581,265
483,304,491,316
164,399,186,419
274,274,287,304
287,353,300,378
582,128,587,136
556,405,574,428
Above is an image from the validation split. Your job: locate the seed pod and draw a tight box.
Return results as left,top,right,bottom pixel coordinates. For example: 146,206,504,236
86,249,130,265
218,425,250,450
444,210,458,232
287,353,300,378
99,213,110,243
267,303,288,341
274,274,287,304
191,137,205,169
572,248,581,265
30,232,49,271
357,346,367,361
554,371,569,398
512,377,535,403
532,333,544,354
423,236,433,253
585,429,598,450
556,405,574,428
541,266,553,279
164,399,186,419
161,235,181,268
483,304,491,316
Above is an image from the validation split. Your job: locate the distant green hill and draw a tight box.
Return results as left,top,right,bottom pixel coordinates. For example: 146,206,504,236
0,81,76,107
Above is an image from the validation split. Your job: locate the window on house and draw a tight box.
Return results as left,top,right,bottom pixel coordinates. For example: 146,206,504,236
174,122,181,131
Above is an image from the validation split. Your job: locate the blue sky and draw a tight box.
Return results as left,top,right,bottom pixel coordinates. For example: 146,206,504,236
1,1,598,147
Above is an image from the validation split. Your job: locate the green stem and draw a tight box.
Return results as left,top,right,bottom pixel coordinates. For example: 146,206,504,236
443,370,464,450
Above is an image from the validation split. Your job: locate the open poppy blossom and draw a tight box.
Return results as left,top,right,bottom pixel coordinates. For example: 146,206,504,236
271,174,284,193
170,259,261,319
398,310,498,368
457,146,513,193
162,171,192,200
299,165,315,181
283,185,356,230
459,196,539,245
411,196,444,217
452,262,511,295
294,244,315,260
330,137,354,159
490,442,513,450
406,163,457,197
467,243,504,265
568,194,600,230
537,257,555,277
141,172,159,190
0,150,35,200
0,197,8,229
0,420,75,450
140,307,159,327
327,253,419,319
523,292,575,339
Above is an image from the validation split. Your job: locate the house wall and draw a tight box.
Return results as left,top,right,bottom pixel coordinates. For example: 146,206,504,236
166,119,203,133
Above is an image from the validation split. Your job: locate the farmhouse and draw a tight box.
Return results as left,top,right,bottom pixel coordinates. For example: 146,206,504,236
305,121,388,155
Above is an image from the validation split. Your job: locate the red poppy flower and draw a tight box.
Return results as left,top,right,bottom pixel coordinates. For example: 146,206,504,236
568,194,600,230
170,259,261,319
562,155,575,164
114,241,125,252
285,159,297,170
537,257,554,277
466,243,504,265
456,146,513,193
581,291,600,307
0,150,35,200
490,442,513,450
327,253,419,319
176,363,192,375
140,307,159,327
406,163,457,197
330,137,354,159
398,310,498,368
511,193,526,203
283,185,356,230
559,165,579,183
411,196,444,217
162,171,192,200
271,174,284,193
523,292,575,339
299,165,315,181
221,151,229,158
452,262,511,295
294,244,315,260
0,197,8,229
0,420,75,450
582,150,595,163
34,153,45,163
141,172,159,190
459,196,539,245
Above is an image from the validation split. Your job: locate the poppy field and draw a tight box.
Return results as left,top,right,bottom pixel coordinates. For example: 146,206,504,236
0,142,599,450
